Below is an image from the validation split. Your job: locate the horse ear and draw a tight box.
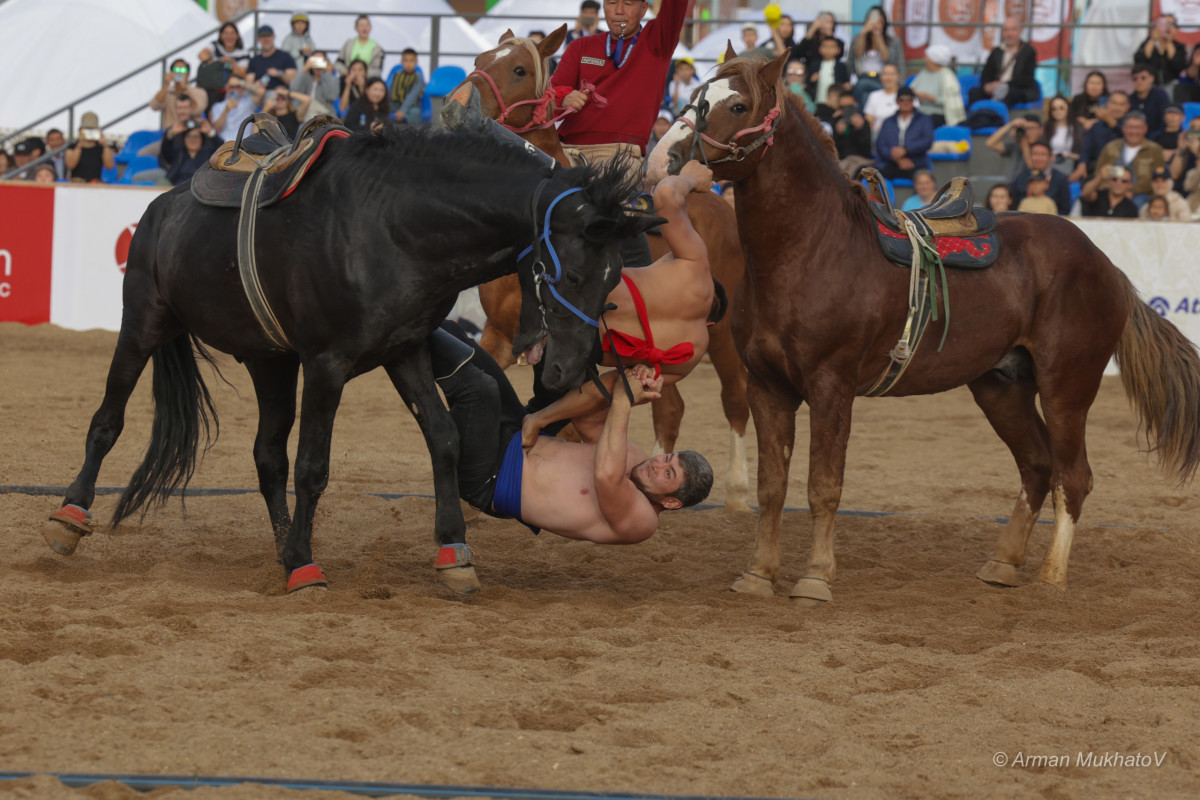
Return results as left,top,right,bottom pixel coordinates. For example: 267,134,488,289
499,28,515,44
723,41,739,64
542,24,568,57
618,214,668,239
759,50,790,90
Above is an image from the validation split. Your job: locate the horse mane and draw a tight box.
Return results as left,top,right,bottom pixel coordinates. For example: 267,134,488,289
556,150,643,222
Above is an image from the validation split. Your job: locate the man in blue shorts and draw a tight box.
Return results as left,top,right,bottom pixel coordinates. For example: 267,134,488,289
429,324,713,543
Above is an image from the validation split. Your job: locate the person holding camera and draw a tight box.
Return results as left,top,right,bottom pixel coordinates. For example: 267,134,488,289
986,112,1044,183
1134,14,1186,88
210,75,263,141
151,59,209,130
64,112,115,183
832,90,874,178
1080,163,1139,218
161,123,223,187
290,53,340,120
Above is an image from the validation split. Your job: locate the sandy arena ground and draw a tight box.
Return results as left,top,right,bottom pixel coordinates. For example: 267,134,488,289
1,322,1197,800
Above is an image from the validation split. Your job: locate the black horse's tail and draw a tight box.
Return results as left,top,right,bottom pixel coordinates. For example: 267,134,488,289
112,333,220,527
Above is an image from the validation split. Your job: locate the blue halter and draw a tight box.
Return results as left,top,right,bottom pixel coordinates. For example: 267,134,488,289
517,183,599,329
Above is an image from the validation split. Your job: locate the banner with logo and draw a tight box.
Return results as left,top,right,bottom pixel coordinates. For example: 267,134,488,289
895,0,1073,66
0,184,56,325
1154,0,1200,48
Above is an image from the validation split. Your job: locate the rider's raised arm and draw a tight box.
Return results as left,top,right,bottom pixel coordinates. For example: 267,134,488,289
592,373,661,543
652,161,711,265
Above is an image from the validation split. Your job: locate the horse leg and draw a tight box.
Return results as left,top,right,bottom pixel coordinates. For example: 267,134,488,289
709,328,751,512
730,376,799,597
44,271,181,555
477,276,519,369
244,355,300,558
967,373,1052,587
278,358,348,592
791,377,857,606
650,382,684,455
384,347,479,595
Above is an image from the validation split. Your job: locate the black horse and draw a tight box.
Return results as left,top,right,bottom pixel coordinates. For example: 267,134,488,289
43,127,655,594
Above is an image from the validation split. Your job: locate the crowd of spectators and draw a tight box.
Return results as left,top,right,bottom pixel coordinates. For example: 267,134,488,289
2,4,1199,223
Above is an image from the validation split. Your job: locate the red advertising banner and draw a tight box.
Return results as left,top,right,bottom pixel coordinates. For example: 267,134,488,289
0,184,55,325
1153,0,1200,48
895,0,1073,66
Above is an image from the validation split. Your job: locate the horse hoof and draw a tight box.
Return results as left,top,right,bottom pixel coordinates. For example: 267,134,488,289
977,559,1021,587
439,565,482,594
730,571,775,597
1035,569,1068,591
789,577,832,605
723,499,753,514
42,520,83,556
286,563,329,593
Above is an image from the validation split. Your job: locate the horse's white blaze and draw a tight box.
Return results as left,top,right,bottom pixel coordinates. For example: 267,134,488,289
492,46,513,60
646,78,740,182
603,260,613,283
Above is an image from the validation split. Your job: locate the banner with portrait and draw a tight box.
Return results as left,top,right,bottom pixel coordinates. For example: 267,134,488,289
893,0,1073,66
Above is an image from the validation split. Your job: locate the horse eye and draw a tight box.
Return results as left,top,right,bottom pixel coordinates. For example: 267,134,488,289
515,66,527,77
732,103,748,114
565,272,581,287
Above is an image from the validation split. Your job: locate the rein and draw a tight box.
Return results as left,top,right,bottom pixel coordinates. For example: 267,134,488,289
678,81,783,165
470,69,574,134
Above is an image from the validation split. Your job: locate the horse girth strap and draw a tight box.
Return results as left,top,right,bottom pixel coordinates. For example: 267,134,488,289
237,168,293,351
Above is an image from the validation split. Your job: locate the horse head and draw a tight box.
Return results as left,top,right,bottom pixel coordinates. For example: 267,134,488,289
512,156,664,393
647,49,790,184
458,25,568,133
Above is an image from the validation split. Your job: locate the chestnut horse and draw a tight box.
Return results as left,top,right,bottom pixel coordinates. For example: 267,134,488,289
452,26,751,511
648,52,1200,604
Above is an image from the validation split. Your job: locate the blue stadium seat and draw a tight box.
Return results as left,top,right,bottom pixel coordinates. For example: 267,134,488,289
967,99,1008,135
958,73,980,109
426,65,467,99
891,177,914,189
116,130,162,164
101,165,119,184
1184,102,1200,129
930,125,971,162
117,155,161,183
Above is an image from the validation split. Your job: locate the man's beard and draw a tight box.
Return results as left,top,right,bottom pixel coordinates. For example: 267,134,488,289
629,462,664,504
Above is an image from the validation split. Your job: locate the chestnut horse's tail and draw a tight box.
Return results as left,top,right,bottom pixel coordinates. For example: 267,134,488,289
1114,277,1200,484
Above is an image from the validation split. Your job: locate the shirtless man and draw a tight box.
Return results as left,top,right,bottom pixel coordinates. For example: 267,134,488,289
521,160,718,441
428,325,713,553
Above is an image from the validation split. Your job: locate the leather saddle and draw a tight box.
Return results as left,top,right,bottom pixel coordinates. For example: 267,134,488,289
864,172,1000,270
191,113,350,209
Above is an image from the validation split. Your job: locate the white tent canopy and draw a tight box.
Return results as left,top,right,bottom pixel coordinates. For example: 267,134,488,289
0,0,217,136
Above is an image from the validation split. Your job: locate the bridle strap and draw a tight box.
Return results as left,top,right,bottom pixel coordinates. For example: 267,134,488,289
678,83,784,165
518,184,600,329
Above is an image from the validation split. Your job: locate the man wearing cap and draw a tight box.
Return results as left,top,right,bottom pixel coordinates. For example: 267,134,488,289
1016,169,1057,215
873,86,933,180
1129,64,1171,138
64,112,115,183
972,16,1039,107
1140,165,1191,221
909,45,965,127
12,138,45,181
1011,142,1071,215
1095,110,1165,205
248,26,297,91
1155,104,1187,158
986,112,1044,183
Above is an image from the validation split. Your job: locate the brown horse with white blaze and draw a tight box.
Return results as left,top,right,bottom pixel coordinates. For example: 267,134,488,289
647,51,1200,604
452,25,751,511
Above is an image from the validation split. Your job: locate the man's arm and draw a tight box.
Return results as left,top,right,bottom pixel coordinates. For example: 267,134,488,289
906,115,935,158
653,161,711,264
592,371,662,542
522,368,676,446
649,0,693,53
1013,44,1037,90
986,121,1015,154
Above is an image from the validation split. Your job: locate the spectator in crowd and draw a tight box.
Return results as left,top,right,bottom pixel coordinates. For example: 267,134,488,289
667,57,701,116
291,53,340,120
1135,14,1186,88
985,183,1014,212
566,1,601,46
33,163,58,184
343,77,390,133
0,148,12,176
151,59,209,132
1041,95,1083,173
1072,90,1130,182
1139,165,1190,221
987,113,1043,183
971,16,1038,107
863,63,908,135
785,60,815,113
1070,70,1108,130
794,11,842,72
815,84,843,125
161,124,222,186
1130,64,1171,139
266,86,312,139
1012,142,1071,214
281,13,315,64
807,36,851,114
340,59,369,115
12,138,45,180
337,15,384,78
648,109,674,154
849,6,904,107
832,92,873,177
249,26,298,92
1155,104,1186,159
874,86,932,180
1095,111,1165,205
1144,194,1171,221
211,22,250,78
1016,169,1057,215
909,44,965,128
1175,45,1200,103
44,128,67,180
1080,165,1139,218
210,76,261,141
389,49,425,125
64,112,115,183
901,169,937,211
195,48,234,109
739,22,771,59
1170,117,1200,185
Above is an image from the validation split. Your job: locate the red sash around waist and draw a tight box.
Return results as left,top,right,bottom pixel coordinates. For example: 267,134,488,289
600,274,694,378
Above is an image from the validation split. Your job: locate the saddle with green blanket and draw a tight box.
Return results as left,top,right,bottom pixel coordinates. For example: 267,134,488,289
860,171,1003,397
190,114,350,351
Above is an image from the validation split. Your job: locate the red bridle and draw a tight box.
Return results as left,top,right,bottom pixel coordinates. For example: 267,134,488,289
469,69,575,134
676,83,783,164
